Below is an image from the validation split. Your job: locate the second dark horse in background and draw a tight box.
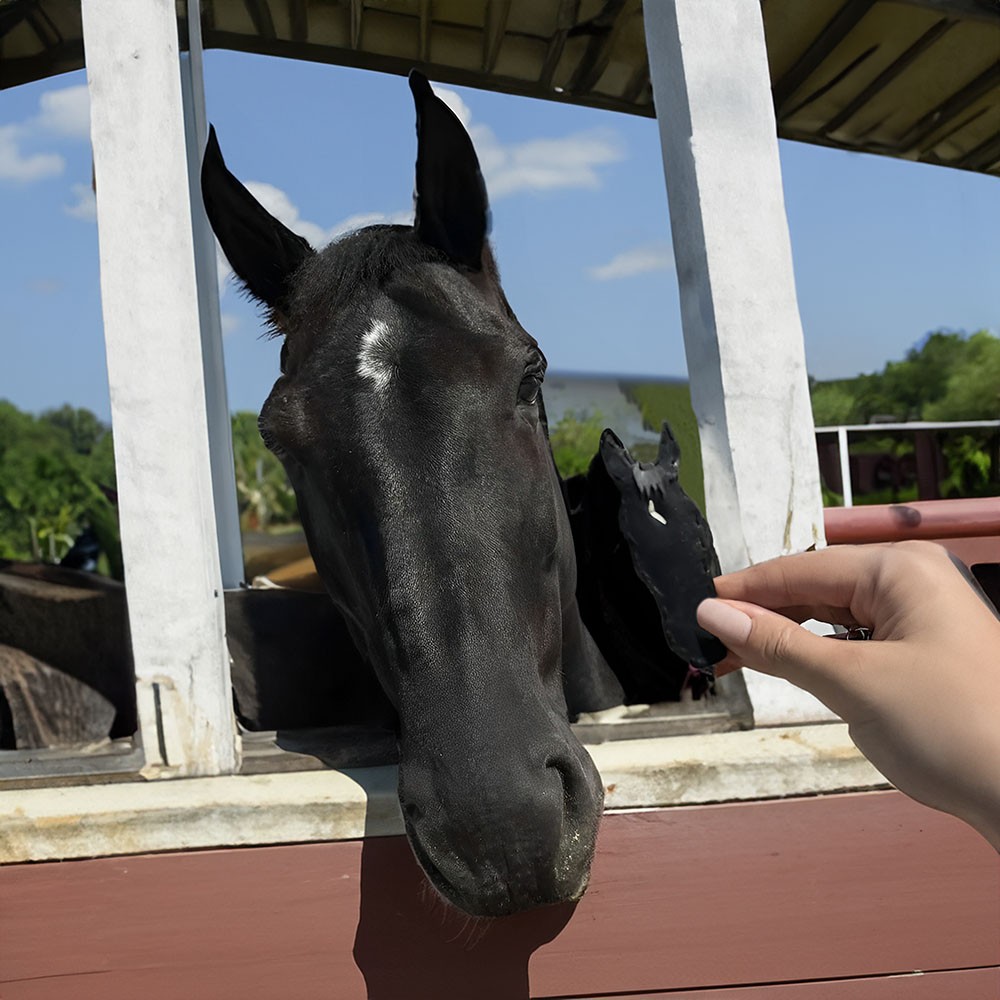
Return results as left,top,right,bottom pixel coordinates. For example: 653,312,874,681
203,71,722,918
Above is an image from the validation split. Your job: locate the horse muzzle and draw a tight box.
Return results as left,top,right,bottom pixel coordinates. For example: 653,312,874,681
397,732,604,917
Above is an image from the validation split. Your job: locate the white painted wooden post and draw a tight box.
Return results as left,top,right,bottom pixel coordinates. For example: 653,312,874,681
82,0,240,776
179,0,245,588
644,1,834,725
643,0,825,573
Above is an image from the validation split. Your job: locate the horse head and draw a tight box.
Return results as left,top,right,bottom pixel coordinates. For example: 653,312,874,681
203,72,620,917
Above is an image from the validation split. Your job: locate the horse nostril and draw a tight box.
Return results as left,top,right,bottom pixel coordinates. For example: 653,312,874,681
403,801,424,823
545,748,604,824
544,756,576,806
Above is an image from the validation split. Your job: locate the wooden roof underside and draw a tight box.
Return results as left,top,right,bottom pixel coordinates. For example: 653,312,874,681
2,0,999,177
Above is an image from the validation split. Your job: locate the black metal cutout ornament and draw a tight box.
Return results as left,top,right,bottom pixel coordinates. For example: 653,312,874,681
599,422,727,676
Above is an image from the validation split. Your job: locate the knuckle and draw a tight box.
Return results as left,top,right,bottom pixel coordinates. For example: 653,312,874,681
891,539,947,563
886,540,950,587
758,621,796,665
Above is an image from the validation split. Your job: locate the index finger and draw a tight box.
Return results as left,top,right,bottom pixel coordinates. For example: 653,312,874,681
714,546,880,620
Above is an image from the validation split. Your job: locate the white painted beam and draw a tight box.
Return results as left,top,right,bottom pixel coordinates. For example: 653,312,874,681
82,0,239,776
643,0,825,571
643,0,828,724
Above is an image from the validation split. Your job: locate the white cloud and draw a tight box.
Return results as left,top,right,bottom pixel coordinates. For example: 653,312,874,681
433,88,473,129
244,181,331,249
37,85,91,139
0,85,91,184
242,183,414,250
328,208,414,240
432,85,624,200
0,124,64,182
215,189,413,296
480,128,625,198
588,243,675,281
64,181,97,220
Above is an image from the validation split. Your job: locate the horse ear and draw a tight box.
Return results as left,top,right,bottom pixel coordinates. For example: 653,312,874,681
409,70,489,270
599,429,635,487
657,421,682,469
201,126,314,311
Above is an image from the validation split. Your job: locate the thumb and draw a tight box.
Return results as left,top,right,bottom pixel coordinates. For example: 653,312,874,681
697,597,859,714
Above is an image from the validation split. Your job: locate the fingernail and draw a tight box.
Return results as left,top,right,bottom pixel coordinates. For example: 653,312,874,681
697,599,752,646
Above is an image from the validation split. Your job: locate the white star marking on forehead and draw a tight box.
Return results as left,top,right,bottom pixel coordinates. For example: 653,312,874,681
357,320,394,392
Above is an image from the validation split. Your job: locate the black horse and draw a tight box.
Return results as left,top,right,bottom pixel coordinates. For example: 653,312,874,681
203,71,723,918
204,72,625,918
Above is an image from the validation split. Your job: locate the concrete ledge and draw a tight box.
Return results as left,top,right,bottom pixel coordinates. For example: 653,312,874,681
0,723,888,864
595,723,886,809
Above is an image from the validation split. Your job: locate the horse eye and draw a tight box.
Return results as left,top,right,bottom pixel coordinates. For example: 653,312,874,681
518,351,545,408
518,375,541,406
279,341,289,374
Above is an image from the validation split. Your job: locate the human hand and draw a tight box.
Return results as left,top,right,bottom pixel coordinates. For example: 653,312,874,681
697,541,1000,850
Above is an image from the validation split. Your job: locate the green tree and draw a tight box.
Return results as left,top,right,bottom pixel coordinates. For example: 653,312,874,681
39,404,107,455
810,382,858,426
0,400,121,573
548,409,606,479
810,329,999,425
230,411,299,530
810,329,1000,504
879,331,970,421
924,331,1000,421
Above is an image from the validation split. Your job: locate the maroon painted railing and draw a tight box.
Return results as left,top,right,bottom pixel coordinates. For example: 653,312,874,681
825,497,1000,544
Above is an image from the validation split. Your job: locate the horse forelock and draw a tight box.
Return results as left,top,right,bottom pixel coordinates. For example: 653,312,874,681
286,224,504,332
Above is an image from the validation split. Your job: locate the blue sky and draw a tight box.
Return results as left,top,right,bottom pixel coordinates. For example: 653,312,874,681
2,51,998,422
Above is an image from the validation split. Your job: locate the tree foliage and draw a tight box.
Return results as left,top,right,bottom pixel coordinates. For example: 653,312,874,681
0,403,303,574
810,382,857,427
549,409,606,479
0,402,121,573
923,331,1000,421
811,329,1000,425
230,411,299,530
811,329,1000,502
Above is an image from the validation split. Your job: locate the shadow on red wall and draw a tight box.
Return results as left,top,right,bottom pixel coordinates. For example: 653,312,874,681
352,832,575,998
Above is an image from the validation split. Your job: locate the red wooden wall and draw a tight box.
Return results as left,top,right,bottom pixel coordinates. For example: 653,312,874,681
2,790,998,998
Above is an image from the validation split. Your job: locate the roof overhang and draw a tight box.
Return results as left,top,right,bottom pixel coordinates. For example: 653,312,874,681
2,0,999,177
